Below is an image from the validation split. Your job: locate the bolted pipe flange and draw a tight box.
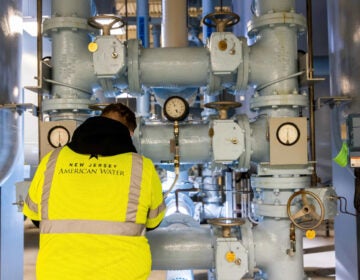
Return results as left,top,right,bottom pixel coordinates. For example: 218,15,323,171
42,98,95,116
43,17,97,37
251,176,311,190
127,39,143,96
250,94,308,111
247,12,306,39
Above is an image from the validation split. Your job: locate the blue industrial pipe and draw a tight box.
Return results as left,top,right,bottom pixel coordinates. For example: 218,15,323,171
202,0,215,45
136,0,151,118
137,0,149,48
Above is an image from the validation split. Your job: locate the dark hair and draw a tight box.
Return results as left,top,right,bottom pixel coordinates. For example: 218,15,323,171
101,103,137,131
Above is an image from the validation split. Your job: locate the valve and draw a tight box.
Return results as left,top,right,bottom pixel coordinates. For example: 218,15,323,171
208,217,245,237
204,101,241,120
287,190,325,230
88,14,125,36
202,11,240,32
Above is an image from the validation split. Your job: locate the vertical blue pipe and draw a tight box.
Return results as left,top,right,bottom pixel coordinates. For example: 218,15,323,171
137,0,149,47
232,0,252,39
152,24,161,48
136,0,150,118
202,0,215,45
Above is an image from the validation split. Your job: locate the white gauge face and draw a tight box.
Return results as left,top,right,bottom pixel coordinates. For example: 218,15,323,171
276,122,300,146
163,96,189,121
48,126,71,148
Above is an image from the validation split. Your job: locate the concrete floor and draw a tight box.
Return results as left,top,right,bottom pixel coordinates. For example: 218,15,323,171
24,219,335,280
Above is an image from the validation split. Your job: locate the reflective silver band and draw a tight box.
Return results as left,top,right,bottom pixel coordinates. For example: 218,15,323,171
148,200,166,219
40,150,147,236
40,220,146,236
42,147,63,219
25,194,38,214
126,153,143,222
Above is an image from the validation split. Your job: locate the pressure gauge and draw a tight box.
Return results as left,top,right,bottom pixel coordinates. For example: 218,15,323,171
163,96,190,122
47,126,71,148
276,122,300,146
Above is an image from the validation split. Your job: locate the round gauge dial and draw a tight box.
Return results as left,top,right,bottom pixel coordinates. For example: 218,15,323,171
163,96,190,121
47,126,71,148
276,122,300,146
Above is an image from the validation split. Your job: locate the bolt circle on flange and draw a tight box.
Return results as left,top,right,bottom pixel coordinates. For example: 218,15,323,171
247,12,307,38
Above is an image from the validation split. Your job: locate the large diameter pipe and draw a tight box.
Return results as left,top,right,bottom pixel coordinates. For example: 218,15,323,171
253,0,295,15
42,0,97,116
253,219,304,280
50,0,96,96
0,2,24,279
248,26,298,97
139,47,210,87
147,226,214,270
161,0,188,47
0,2,22,184
52,0,92,18
133,122,211,164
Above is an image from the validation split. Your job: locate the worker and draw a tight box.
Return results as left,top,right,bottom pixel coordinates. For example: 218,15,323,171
23,103,166,280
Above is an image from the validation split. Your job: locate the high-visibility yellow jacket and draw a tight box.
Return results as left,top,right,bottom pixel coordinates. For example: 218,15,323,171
23,146,166,280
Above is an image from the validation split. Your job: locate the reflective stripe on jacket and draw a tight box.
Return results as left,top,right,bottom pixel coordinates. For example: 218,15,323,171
23,146,166,280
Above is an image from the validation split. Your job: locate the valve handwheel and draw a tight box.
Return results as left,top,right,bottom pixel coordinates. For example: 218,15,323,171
202,11,240,32
88,14,125,36
204,101,241,120
287,190,325,230
208,218,245,237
